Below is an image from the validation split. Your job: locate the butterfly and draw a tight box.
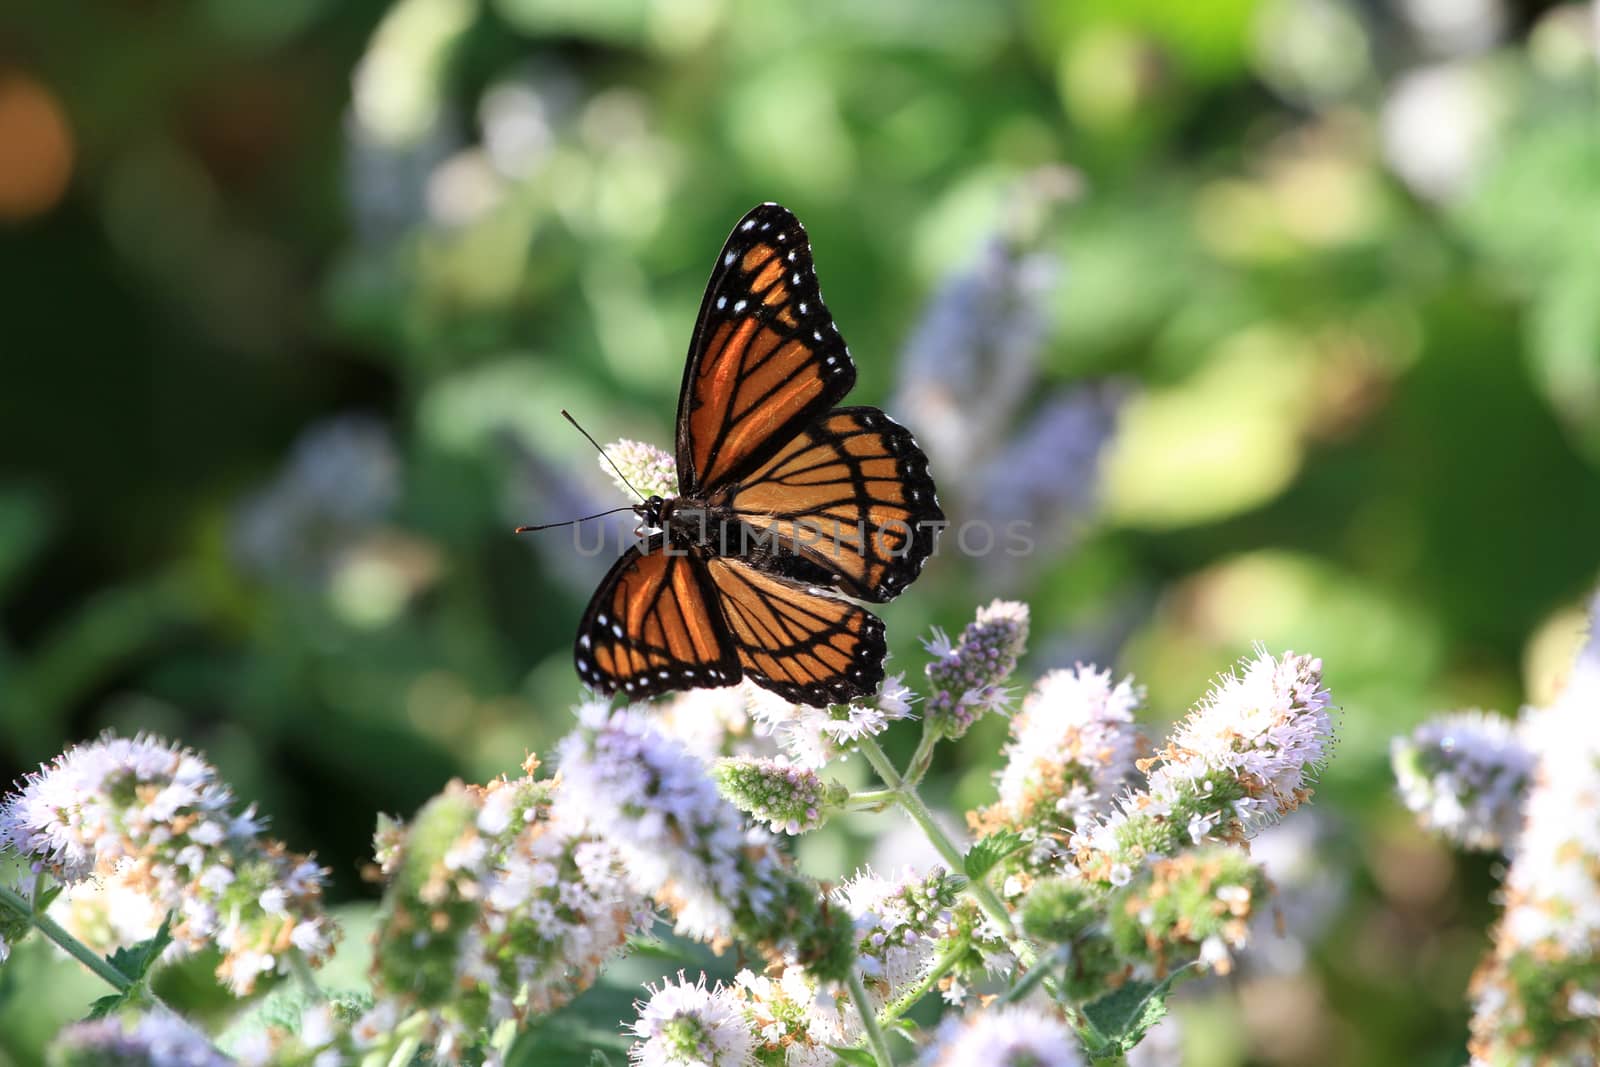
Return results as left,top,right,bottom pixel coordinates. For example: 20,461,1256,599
574,203,943,707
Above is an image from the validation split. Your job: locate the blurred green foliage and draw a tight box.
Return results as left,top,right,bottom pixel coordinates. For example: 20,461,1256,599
2,0,1598,1064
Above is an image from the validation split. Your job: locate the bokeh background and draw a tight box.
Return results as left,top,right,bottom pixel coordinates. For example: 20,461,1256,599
3,0,1599,1064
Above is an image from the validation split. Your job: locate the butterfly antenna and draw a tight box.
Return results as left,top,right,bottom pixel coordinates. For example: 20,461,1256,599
561,409,648,503
515,504,636,534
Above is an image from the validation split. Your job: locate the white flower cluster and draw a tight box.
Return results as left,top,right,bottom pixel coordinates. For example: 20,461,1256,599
629,973,755,1067
836,867,963,1011
1468,602,1600,1065
1391,709,1533,851
362,765,653,1064
974,666,1144,884
656,681,777,762
556,702,788,944
917,1005,1084,1067
746,674,915,769
0,733,336,995
603,438,679,501
1073,650,1334,885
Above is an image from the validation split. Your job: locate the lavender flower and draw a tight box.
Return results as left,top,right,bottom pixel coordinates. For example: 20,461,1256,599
917,1005,1084,1067
1073,650,1334,885
0,733,337,996
556,703,850,974
714,757,839,835
971,666,1144,890
1392,709,1533,852
603,438,678,501
924,601,1031,739
629,973,757,1067
893,239,1058,497
748,674,915,768
49,1011,230,1067
1468,608,1600,1065
231,414,400,580
364,762,652,1062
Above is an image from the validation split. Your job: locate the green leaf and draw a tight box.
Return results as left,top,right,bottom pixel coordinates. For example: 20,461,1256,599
827,1046,881,1067
84,915,174,1021
106,913,173,983
1080,975,1177,1056
963,829,1027,881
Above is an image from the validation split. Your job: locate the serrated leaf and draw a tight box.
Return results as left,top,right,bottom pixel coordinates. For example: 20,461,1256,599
34,883,64,913
106,913,173,983
963,829,1027,881
827,1046,880,1067
86,992,129,1020
1080,975,1176,1056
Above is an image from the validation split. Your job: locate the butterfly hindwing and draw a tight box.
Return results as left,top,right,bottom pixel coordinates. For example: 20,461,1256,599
575,536,742,699
705,556,887,705
675,203,856,497
714,406,943,603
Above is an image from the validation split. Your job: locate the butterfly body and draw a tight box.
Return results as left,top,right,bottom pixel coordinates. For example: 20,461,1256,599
575,204,943,707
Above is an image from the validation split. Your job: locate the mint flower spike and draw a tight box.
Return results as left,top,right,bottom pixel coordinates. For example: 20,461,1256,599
924,599,1031,740
1392,709,1533,852
714,757,839,835
1072,648,1334,886
363,762,651,1059
917,1004,1084,1067
49,1010,231,1067
0,731,337,996
971,665,1143,892
1468,602,1600,1066
629,972,756,1067
747,673,915,769
602,438,678,501
556,702,851,977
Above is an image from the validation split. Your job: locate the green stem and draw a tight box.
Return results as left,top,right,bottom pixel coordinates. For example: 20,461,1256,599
998,945,1070,1006
844,787,899,810
846,967,896,1067
0,884,133,992
903,726,940,787
289,949,326,1002
877,939,968,1029
856,738,1022,948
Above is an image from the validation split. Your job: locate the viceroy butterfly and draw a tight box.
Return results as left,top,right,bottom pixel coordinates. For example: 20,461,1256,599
568,203,943,707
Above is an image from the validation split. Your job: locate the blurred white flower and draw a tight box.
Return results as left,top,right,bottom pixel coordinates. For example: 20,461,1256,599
629,973,756,1067
1381,63,1507,203
1391,709,1533,851
918,1005,1084,1067
1467,594,1600,1064
51,1011,230,1067
1398,0,1506,57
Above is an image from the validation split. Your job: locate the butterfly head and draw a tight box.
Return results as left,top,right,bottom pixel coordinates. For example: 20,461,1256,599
634,494,669,531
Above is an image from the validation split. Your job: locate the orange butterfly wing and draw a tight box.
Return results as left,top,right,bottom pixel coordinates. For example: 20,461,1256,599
675,203,855,496
705,557,886,705
575,536,741,699
712,406,943,603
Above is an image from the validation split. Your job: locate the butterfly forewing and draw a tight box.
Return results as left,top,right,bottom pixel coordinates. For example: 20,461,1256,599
716,406,943,603
575,537,742,699
705,557,887,705
675,203,856,496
